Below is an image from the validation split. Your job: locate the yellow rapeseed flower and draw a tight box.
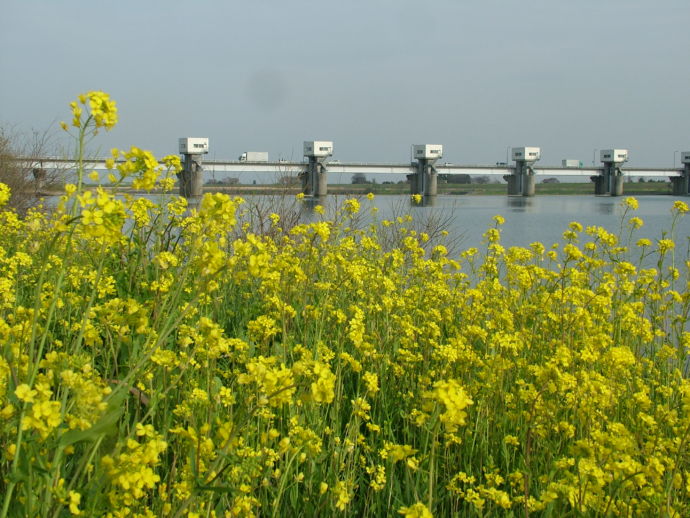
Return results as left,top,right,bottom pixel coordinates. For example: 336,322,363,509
628,216,644,228
15,384,37,403
0,182,10,207
624,196,639,210
657,239,675,253
673,200,688,214
68,491,82,515
398,502,433,518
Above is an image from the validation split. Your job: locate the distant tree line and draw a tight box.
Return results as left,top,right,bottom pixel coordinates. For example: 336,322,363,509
439,174,498,184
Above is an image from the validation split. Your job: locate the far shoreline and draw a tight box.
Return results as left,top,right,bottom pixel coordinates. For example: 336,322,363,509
31,181,674,198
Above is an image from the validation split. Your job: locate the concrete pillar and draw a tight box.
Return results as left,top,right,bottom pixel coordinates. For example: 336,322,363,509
612,172,624,197
409,160,438,198
410,161,425,196
509,161,535,196
417,161,426,196
407,173,417,195
601,165,611,196
425,168,438,198
301,160,315,196
505,173,520,195
522,167,536,197
308,160,317,196
179,154,204,198
300,170,310,195
671,177,685,196
594,163,619,196
598,164,625,196
301,158,328,197
671,165,690,196
316,163,328,197
32,168,47,192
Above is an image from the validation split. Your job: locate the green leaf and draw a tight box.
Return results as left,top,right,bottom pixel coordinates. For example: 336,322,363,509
57,385,127,447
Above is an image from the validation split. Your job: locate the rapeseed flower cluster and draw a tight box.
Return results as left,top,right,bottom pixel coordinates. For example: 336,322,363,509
61,91,117,132
1,93,690,517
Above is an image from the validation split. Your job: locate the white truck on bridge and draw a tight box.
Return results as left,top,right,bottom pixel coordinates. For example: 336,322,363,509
239,152,269,162
562,159,582,168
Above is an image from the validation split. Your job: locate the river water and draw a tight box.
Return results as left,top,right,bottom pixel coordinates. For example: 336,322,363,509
44,192,689,254
302,194,690,252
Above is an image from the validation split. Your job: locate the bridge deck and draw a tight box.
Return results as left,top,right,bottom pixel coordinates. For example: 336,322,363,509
24,158,686,178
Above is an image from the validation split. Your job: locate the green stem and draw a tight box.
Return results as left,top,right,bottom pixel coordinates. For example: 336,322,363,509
428,428,437,513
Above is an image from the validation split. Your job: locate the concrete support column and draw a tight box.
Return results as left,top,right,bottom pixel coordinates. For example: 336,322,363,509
671,177,685,196
301,159,316,196
598,164,624,197
594,163,620,196
307,159,316,196
505,173,519,195
612,171,624,197
596,151,628,196
671,165,690,196
602,166,611,196
32,167,47,192
411,161,425,196
425,168,438,198
316,163,328,197
179,154,204,198
522,174,536,197
410,160,438,198
508,148,540,197
509,161,535,196
302,158,328,197
522,166,536,197
300,168,311,195
407,173,417,195
417,161,426,196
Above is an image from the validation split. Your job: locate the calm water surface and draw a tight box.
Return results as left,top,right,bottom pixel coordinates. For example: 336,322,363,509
311,194,690,251
48,192,689,252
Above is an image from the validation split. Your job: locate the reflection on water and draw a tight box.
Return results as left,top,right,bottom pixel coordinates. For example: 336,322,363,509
365,195,689,251
299,197,323,222
507,197,533,212
39,192,689,252
414,196,436,208
595,199,616,215
292,194,689,252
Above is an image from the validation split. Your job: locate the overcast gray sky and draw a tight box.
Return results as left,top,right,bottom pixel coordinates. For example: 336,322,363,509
1,0,689,167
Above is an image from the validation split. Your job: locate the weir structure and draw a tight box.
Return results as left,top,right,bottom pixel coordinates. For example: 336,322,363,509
592,149,627,196
408,145,443,199
505,147,540,196
23,142,690,199
178,138,208,198
301,141,333,197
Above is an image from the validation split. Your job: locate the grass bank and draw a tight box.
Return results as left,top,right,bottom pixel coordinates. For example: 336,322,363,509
198,181,673,197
